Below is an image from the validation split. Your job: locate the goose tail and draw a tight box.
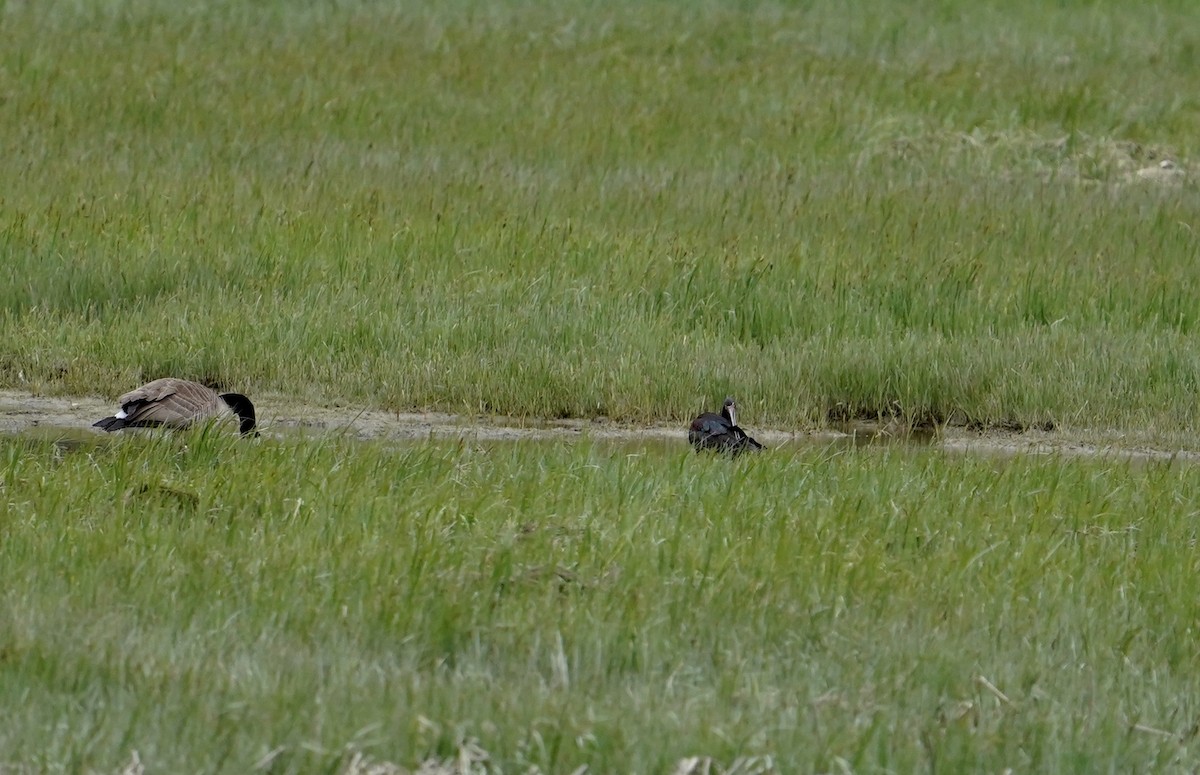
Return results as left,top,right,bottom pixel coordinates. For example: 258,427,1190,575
93,416,128,432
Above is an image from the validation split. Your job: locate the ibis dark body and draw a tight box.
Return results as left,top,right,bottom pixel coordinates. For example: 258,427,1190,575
688,397,764,456
93,378,257,436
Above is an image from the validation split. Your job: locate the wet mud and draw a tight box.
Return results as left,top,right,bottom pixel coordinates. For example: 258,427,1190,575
2,390,1198,464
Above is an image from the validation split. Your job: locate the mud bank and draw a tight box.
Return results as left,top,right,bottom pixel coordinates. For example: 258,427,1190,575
2,390,1197,464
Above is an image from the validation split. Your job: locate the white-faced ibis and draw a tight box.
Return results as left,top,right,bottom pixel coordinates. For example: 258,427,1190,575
94,378,257,437
688,396,764,455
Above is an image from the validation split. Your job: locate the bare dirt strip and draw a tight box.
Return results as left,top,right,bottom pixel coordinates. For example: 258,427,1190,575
2,389,1197,464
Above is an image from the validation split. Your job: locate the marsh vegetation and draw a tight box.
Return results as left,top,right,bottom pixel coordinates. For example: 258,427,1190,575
2,0,1200,771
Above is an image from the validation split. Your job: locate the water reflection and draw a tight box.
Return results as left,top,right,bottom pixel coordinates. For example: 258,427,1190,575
5,427,107,455
823,421,940,449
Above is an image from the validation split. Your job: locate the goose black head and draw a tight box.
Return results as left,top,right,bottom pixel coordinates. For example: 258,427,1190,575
220,392,258,437
721,396,738,427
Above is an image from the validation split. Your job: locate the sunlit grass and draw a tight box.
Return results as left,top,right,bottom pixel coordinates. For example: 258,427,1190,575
1,0,1199,432
3,1,1200,771
3,432,1200,771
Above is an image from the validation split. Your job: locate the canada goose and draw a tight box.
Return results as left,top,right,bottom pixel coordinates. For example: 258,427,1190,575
688,396,764,455
93,378,257,436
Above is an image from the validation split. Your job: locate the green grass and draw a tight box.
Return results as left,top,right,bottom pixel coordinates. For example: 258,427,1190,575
4,1,1200,772
1,0,1199,431
3,432,1200,772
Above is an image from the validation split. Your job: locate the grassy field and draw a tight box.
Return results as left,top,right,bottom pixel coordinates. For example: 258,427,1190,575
4,0,1200,772
4,432,1200,773
1,0,1199,431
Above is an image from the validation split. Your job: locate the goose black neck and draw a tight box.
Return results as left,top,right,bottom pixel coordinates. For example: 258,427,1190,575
219,393,257,436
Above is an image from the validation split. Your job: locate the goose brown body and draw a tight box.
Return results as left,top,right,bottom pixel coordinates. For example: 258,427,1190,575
94,378,257,436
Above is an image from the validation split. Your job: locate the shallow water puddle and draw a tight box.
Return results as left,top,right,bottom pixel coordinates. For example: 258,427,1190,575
2,389,1198,464
8,424,1194,470
4,426,111,455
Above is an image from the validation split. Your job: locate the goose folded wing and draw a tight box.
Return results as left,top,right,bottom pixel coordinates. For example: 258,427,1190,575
117,379,181,407
119,381,221,426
